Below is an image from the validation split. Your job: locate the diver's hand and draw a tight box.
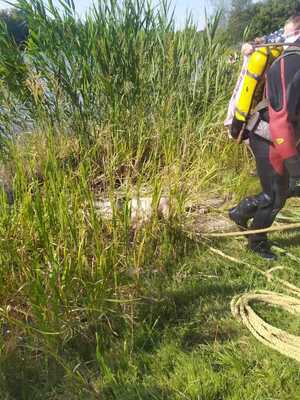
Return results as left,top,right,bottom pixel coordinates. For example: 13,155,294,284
241,43,255,56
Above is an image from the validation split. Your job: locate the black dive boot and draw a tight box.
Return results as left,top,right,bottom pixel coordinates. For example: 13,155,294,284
248,235,277,260
229,196,259,229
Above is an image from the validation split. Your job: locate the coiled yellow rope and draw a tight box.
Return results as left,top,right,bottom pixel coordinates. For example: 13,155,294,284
209,247,300,362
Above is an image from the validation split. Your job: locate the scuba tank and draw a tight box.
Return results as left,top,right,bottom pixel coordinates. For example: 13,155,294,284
234,46,282,123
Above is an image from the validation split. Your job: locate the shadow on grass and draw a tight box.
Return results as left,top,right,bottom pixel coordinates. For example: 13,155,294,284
136,278,244,352
101,383,172,400
0,351,65,400
273,233,300,248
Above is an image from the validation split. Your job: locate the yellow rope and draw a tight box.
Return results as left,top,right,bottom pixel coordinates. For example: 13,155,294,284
204,222,300,238
209,247,300,362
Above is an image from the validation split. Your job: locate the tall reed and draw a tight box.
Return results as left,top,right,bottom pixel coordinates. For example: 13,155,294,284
0,1,242,397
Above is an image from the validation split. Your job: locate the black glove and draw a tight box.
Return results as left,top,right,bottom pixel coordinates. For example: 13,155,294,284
230,117,248,141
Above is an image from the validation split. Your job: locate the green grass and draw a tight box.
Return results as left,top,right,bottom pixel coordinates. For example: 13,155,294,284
0,0,300,399
0,131,299,399
2,222,300,399
80,232,300,400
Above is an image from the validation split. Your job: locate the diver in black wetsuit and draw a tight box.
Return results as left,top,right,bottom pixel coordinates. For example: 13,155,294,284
229,15,300,260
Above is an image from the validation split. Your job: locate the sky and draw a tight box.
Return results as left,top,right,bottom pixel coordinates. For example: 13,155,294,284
0,0,213,29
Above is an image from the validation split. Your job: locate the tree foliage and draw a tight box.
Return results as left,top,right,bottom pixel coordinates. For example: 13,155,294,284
0,8,28,44
227,0,254,42
225,0,300,43
249,0,300,38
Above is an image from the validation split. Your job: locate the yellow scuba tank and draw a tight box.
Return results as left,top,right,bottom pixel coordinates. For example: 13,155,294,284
235,46,282,122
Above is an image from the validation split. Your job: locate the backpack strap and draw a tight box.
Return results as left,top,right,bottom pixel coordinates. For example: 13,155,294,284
253,98,269,113
268,46,300,71
255,47,300,114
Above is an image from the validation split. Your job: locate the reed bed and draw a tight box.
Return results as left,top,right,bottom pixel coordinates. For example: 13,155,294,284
0,1,259,398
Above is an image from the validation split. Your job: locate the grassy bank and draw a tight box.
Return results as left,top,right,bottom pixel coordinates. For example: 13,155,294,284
0,1,299,399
